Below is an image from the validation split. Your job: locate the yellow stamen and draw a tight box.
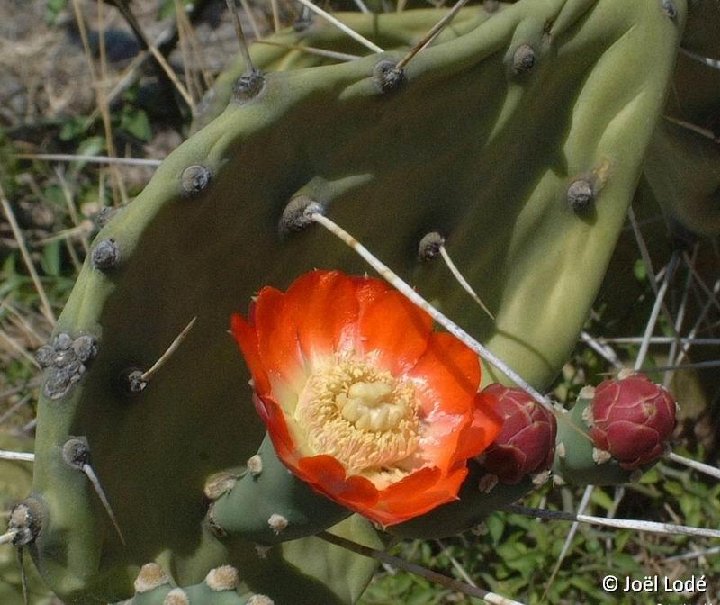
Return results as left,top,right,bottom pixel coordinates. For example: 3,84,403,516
293,357,421,484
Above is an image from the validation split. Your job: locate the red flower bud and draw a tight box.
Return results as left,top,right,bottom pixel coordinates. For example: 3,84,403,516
588,373,676,470
475,384,557,484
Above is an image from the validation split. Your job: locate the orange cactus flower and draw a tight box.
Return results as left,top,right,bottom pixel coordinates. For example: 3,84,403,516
231,270,502,526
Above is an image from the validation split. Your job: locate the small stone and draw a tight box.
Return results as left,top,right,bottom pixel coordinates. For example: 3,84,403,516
373,60,405,94
267,513,288,535
555,442,566,458
92,238,120,271
418,232,445,260
181,165,212,195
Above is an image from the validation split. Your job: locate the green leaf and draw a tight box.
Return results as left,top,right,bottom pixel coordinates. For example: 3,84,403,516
40,240,61,277
120,108,152,141
638,466,661,483
590,489,615,512
45,0,68,24
569,576,607,600
633,258,647,282
614,531,632,552
487,513,505,545
59,116,91,142
77,136,106,158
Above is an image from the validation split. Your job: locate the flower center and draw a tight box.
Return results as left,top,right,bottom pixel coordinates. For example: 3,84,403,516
294,357,421,481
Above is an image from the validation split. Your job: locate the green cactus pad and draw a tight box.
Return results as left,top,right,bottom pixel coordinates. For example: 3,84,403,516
112,564,257,605
193,8,492,130
27,0,685,600
208,435,351,545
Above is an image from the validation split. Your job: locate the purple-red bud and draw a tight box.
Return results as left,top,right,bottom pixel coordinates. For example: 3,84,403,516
588,373,676,470
475,384,557,484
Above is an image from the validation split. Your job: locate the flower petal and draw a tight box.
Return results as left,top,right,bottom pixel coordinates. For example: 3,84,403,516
285,271,360,361
356,289,432,374
407,333,492,470
352,275,392,309
296,455,379,508
373,465,468,526
230,313,271,396
453,393,504,461
254,286,306,393
254,394,298,462
409,332,480,415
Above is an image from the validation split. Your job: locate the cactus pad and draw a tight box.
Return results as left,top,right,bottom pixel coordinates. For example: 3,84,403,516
25,0,685,601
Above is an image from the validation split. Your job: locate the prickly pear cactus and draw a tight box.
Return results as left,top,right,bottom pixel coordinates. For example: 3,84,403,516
193,8,489,130
112,563,253,605
15,0,690,602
